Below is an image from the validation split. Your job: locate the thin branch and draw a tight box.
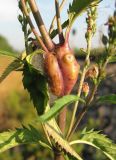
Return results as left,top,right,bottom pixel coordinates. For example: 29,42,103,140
28,0,55,51
66,35,92,139
68,84,98,140
21,0,48,53
55,0,64,44
49,0,67,34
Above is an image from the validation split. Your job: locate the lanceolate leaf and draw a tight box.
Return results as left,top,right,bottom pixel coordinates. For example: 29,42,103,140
0,125,44,153
0,50,19,58
68,0,100,27
97,94,116,104
39,95,85,122
70,129,116,160
0,59,23,83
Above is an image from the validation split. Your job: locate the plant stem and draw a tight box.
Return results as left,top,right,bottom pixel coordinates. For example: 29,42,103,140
68,84,98,140
21,0,48,52
55,0,64,44
49,0,66,34
66,34,92,139
28,0,55,51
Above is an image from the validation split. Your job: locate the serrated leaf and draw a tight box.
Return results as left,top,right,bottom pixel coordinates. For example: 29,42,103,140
0,125,45,153
39,95,85,122
68,0,100,27
44,117,82,159
22,63,49,115
70,129,116,160
97,94,116,104
0,50,19,58
0,59,23,83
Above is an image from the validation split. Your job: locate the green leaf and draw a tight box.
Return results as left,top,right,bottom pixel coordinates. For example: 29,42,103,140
68,0,100,27
0,125,45,153
26,49,45,74
97,94,116,104
70,129,116,160
22,63,49,115
43,107,83,160
0,50,19,58
0,59,23,83
50,0,100,39
39,95,85,122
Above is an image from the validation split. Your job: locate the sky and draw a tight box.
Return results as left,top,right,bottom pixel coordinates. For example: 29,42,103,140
0,0,115,51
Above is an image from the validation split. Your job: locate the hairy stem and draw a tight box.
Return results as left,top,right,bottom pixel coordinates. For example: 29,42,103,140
55,0,64,44
28,0,55,51
21,0,48,52
49,0,66,34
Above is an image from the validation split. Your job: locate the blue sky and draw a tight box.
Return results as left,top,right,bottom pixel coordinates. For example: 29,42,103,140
0,0,115,51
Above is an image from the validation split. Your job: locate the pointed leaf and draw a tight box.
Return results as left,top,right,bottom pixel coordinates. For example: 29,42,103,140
39,95,85,122
0,59,23,83
70,129,116,160
0,50,19,58
0,125,45,153
97,94,116,104
44,117,82,159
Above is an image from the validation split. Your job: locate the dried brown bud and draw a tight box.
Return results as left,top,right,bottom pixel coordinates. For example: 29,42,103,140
82,82,89,97
85,65,99,79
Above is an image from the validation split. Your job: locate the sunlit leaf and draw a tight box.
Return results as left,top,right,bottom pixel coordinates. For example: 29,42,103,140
68,0,100,27
39,95,85,122
70,129,116,160
0,125,45,153
0,59,23,83
0,50,19,58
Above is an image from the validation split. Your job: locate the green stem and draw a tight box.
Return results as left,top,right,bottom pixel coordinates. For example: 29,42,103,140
28,0,55,51
68,84,98,140
66,35,92,139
